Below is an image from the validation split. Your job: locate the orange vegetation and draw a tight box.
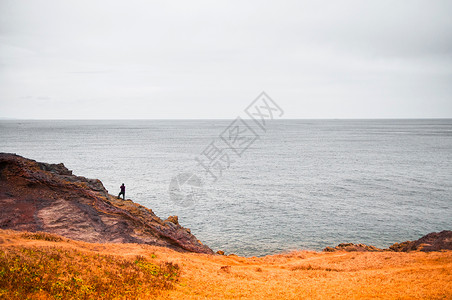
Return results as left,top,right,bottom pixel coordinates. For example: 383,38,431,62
1,229,451,299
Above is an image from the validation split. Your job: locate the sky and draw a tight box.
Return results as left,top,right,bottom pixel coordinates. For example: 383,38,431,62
0,0,451,119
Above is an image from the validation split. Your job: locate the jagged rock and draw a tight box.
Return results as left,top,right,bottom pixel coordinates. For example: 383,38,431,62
388,231,452,252
166,216,179,225
0,153,213,254
323,247,336,252
38,162,73,176
216,250,225,255
323,243,383,252
388,241,413,252
412,230,452,251
324,231,452,253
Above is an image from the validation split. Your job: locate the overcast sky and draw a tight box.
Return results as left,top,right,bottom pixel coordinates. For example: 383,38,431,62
0,0,451,119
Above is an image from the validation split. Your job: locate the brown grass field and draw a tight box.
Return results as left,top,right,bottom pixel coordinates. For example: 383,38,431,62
0,229,451,299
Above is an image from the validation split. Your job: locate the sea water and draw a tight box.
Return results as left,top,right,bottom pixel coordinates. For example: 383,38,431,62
1,119,451,256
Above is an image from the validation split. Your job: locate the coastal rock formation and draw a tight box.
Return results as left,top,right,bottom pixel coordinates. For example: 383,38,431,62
0,153,213,254
324,231,452,252
389,230,452,252
323,243,383,252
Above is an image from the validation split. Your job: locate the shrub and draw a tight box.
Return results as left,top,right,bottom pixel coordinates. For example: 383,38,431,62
0,246,180,299
20,232,64,242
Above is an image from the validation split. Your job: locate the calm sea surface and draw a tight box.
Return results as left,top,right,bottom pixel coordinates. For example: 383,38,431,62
1,119,451,256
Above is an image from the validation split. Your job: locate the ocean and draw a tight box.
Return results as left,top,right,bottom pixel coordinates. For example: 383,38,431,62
1,119,451,256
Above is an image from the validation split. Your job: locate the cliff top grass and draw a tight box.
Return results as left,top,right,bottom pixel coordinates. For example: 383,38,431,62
0,231,179,299
1,229,451,299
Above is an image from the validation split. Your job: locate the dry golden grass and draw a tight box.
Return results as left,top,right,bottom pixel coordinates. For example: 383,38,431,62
0,230,180,299
1,229,451,299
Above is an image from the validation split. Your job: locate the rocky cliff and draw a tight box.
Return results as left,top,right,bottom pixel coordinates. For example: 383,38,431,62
0,153,213,254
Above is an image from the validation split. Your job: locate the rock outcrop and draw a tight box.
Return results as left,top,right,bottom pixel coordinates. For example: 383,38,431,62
388,231,452,252
0,153,213,254
324,231,452,252
323,243,383,252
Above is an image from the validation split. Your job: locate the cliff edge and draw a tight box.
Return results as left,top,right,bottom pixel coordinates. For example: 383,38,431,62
0,153,213,254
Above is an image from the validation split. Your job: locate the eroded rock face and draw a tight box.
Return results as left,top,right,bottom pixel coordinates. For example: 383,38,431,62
0,153,213,254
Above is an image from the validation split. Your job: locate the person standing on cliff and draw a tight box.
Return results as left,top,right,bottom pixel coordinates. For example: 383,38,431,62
118,183,125,200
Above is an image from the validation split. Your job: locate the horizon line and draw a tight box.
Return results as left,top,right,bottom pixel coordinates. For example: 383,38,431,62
1,117,452,121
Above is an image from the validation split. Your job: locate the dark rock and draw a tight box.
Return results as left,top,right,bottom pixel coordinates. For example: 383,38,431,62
388,241,412,252
323,246,336,252
411,230,452,251
38,162,73,176
323,243,383,252
0,153,213,254
388,231,452,252
216,250,225,255
324,231,452,253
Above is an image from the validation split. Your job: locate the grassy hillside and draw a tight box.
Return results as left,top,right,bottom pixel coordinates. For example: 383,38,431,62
1,229,451,299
